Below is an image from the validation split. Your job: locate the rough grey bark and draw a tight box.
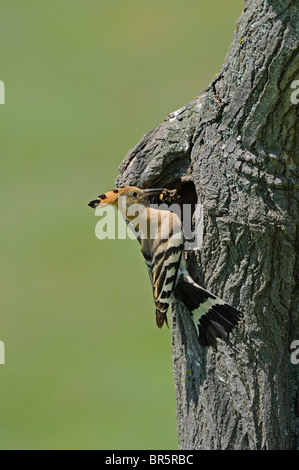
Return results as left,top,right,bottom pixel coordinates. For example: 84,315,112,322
116,0,299,450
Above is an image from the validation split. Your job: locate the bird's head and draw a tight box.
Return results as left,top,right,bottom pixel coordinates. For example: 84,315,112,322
88,186,164,209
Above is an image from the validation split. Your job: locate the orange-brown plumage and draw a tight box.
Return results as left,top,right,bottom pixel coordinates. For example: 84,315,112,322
88,186,243,346
88,186,135,208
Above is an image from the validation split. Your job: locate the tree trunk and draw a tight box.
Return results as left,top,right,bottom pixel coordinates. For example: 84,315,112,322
116,0,299,450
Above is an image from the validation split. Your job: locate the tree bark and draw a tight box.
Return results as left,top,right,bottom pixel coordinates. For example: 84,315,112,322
116,0,299,450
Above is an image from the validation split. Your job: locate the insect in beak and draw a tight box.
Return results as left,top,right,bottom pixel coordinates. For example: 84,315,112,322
138,188,165,200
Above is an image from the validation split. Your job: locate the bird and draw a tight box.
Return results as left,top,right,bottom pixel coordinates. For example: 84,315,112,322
88,186,243,346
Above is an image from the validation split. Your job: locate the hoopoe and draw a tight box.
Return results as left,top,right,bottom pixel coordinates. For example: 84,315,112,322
88,186,242,346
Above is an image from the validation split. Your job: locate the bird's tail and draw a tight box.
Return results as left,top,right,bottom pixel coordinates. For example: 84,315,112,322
175,273,243,346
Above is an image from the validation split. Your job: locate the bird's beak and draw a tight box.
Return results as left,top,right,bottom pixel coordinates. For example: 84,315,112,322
138,188,165,200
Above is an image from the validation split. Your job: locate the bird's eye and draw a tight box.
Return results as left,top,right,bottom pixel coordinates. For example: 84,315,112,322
132,192,138,198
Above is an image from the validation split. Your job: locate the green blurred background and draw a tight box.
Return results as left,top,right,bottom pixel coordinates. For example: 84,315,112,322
0,0,242,450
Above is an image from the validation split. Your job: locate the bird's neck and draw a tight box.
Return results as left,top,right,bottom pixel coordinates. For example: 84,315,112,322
117,203,161,240
117,202,147,237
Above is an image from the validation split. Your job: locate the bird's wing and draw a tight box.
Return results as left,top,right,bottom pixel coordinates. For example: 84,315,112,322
151,235,184,307
141,242,153,284
141,211,184,310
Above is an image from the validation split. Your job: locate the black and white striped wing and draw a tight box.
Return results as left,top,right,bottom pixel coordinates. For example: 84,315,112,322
140,210,184,327
151,234,184,312
141,235,184,328
142,248,153,285
140,210,184,297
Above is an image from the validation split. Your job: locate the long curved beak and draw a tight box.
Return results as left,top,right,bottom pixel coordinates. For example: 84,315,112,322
139,188,165,200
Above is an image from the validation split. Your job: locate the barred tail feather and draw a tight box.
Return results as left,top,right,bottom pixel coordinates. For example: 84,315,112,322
175,273,243,346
